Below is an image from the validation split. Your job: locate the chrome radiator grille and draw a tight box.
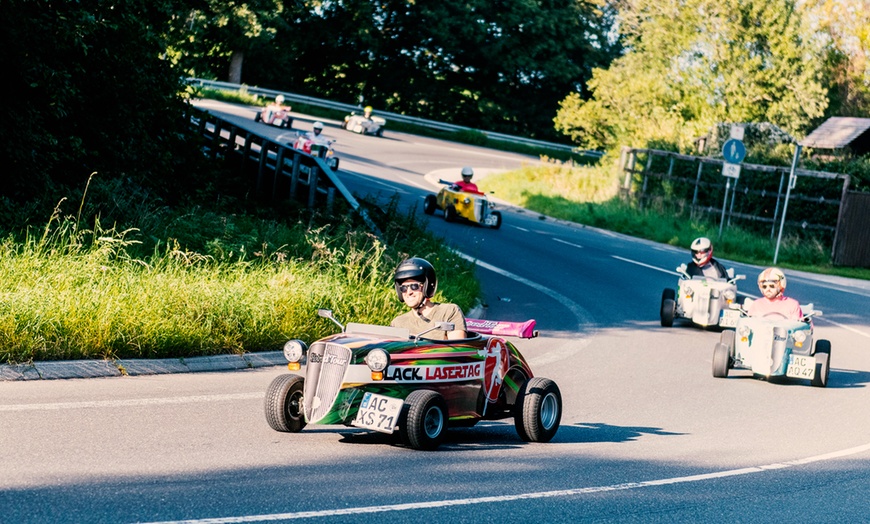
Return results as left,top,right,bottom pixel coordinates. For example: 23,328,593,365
303,342,352,424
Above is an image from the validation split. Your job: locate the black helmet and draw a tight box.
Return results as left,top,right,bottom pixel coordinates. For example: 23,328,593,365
393,257,437,301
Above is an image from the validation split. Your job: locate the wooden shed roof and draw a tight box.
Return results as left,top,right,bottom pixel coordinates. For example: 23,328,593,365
800,117,870,149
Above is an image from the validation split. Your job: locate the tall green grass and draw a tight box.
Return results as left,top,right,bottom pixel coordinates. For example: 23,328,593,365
0,196,478,364
479,161,870,280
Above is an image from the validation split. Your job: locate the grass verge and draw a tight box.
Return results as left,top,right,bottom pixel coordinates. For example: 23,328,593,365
0,193,478,364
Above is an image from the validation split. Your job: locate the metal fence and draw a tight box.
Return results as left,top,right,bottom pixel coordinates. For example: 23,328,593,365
188,105,381,236
619,147,851,240
187,78,604,159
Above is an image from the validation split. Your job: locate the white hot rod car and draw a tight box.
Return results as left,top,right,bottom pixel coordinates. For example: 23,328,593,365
660,264,745,329
712,300,830,387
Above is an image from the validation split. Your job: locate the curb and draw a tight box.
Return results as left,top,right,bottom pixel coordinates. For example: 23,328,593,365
0,351,286,382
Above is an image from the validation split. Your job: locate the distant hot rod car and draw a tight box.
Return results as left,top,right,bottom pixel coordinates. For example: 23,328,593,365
423,179,502,229
264,309,560,450
712,300,830,387
660,264,745,328
254,95,293,129
342,108,385,137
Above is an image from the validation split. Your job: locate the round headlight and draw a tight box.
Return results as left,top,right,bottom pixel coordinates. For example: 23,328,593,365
793,330,807,343
724,290,736,301
683,287,694,297
365,348,390,372
737,325,751,338
283,339,307,363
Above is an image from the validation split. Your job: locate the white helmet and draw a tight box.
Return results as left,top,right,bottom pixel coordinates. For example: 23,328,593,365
275,95,285,104
461,166,474,178
758,267,787,294
690,237,713,265
313,121,324,130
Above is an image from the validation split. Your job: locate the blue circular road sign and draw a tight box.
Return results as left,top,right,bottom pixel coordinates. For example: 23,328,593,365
722,139,746,164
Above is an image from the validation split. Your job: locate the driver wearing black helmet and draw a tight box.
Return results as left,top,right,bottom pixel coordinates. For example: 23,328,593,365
390,257,467,340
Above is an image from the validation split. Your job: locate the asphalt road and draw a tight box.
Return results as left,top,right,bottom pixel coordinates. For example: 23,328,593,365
2,100,868,523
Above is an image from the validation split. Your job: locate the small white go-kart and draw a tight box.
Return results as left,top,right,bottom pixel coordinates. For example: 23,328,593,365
660,264,744,328
712,300,830,387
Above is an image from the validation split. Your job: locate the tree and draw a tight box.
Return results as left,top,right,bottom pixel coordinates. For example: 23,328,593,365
165,0,285,83
240,0,620,140
0,0,199,205
555,0,829,152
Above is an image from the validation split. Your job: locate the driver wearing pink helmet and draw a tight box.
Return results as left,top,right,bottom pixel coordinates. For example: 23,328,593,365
686,237,728,279
747,267,803,320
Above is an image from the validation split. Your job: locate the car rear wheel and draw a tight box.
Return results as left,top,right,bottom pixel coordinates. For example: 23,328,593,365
264,374,306,432
811,340,831,387
400,390,447,451
254,112,262,123
660,288,676,327
514,377,562,443
444,205,457,222
376,128,384,137
282,118,292,129
489,210,502,229
712,343,731,378
423,195,437,215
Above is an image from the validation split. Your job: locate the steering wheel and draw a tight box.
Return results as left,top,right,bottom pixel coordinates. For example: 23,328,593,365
762,312,789,320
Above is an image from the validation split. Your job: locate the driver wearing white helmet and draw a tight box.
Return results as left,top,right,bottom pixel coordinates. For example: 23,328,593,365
453,166,482,194
306,121,329,145
686,237,728,279
747,267,803,320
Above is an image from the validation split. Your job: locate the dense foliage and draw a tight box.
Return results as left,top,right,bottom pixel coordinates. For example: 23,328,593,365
171,0,621,142
0,0,207,213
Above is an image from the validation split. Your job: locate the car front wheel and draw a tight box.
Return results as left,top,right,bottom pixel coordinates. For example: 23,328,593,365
264,374,306,432
400,390,447,450
489,210,502,229
660,288,676,327
423,194,437,215
712,342,731,378
444,205,457,222
811,340,831,387
514,377,562,443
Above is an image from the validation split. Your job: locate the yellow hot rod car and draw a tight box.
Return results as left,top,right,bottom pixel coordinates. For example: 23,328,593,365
423,180,502,229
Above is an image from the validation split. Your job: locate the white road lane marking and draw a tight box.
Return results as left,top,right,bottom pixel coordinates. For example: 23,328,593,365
612,255,678,275
511,225,529,232
553,238,583,249
0,393,262,412
138,442,870,523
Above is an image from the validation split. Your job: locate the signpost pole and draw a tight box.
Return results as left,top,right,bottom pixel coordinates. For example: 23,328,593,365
773,144,802,264
718,178,731,239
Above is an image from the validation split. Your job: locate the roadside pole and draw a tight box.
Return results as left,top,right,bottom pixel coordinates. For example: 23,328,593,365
773,144,801,264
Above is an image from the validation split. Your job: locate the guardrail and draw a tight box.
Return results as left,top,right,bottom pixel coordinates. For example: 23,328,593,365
187,78,604,159
188,106,381,236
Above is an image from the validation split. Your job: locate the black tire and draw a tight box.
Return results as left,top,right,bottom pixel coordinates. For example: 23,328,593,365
264,374,306,432
720,329,736,358
444,205,457,223
489,210,502,229
376,128,384,137
514,377,562,443
811,339,831,387
254,112,262,123
282,118,292,129
330,157,340,171
423,195,437,215
712,343,730,378
399,390,447,451
660,288,676,327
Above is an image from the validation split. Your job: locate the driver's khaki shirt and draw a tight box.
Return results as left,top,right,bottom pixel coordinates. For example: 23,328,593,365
390,303,466,340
